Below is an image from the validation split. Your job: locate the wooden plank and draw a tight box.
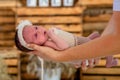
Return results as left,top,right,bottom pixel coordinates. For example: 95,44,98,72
83,14,112,22
8,67,18,74
82,76,120,80
17,16,82,24
84,8,112,16
83,68,120,74
21,56,29,63
0,40,14,46
0,32,15,40
77,0,113,6
0,0,22,7
15,7,84,16
10,76,18,80
0,49,20,58
5,59,18,66
21,64,27,72
0,49,20,80
83,22,107,31
0,10,14,16
43,24,83,32
0,24,15,32
21,73,38,80
0,17,15,23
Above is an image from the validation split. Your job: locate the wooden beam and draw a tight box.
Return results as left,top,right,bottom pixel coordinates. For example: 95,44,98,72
17,16,82,24
83,22,107,31
0,32,15,40
83,14,112,22
0,17,15,23
83,68,120,74
8,67,18,74
77,0,113,6
0,40,14,46
21,73,38,80
0,0,22,7
0,10,14,16
0,25,15,32
15,7,84,16
82,76,120,80
43,24,83,32
5,59,18,66
0,49,20,58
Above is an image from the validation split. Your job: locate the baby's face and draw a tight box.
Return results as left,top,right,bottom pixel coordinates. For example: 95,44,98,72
23,25,48,45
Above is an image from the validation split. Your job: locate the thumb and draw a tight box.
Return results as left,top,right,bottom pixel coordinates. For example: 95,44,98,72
27,44,42,51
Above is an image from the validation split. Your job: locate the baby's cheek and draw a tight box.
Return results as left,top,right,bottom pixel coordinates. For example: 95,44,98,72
23,31,32,43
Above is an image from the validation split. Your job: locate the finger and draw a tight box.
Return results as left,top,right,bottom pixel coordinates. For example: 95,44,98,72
94,58,100,65
88,59,95,68
81,60,88,71
27,44,42,51
27,51,36,55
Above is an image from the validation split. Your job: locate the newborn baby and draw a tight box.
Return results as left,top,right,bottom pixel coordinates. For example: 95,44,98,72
15,20,118,68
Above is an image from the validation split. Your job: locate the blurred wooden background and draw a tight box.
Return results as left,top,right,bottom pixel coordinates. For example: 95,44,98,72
1,0,120,80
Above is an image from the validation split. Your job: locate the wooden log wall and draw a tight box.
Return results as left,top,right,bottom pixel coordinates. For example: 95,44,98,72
81,0,113,36
0,48,21,80
0,0,22,48
0,8,16,48
0,1,21,80
78,0,120,80
83,7,112,36
0,0,21,7
81,55,120,80
16,7,83,36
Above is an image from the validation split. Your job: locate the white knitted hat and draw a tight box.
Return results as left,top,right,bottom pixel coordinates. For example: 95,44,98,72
16,20,33,50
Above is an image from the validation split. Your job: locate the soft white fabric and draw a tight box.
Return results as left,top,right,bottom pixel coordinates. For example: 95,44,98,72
16,20,33,50
51,28,76,47
113,0,120,11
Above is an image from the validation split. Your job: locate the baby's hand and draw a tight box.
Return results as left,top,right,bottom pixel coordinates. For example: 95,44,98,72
47,28,69,50
47,28,57,40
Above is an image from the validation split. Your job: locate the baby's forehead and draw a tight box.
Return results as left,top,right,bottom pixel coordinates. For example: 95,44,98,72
23,25,33,34
23,25,33,30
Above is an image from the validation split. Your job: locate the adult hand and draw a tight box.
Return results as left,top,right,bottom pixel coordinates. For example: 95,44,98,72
27,44,60,61
27,44,100,70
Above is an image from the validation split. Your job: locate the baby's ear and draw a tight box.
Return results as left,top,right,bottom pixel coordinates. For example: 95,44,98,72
88,31,100,40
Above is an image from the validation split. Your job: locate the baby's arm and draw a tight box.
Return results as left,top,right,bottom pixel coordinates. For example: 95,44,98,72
47,29,69,50
44,40,68,50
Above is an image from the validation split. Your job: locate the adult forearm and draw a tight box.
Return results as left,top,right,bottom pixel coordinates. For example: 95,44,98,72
56,34,120,62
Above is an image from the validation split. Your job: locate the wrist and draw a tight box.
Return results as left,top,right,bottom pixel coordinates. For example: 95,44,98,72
113,0,120,11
